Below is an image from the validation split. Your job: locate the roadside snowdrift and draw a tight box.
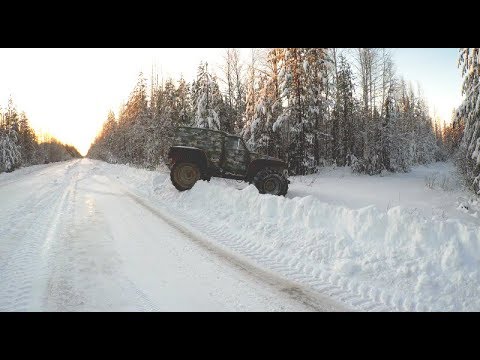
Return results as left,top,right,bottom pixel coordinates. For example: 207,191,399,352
97,161,480,311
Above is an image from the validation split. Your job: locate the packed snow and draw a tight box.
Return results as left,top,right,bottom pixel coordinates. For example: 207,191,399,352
1,159,479,311
108,160,480,311
0,160,331,311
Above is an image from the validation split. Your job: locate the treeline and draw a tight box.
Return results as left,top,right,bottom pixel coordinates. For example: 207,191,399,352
89,48,449,176
0,97,82,173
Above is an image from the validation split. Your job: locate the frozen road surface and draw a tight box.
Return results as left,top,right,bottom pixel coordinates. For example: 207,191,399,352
0,159,343,311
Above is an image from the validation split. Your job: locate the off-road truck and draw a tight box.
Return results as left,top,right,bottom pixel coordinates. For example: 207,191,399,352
166,126,289,196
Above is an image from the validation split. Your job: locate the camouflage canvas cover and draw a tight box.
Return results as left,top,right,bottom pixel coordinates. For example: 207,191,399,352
223,136,249,175
174,127,225,166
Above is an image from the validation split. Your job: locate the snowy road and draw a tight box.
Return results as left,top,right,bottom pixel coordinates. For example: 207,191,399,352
0,159,343,311
3,158,479,311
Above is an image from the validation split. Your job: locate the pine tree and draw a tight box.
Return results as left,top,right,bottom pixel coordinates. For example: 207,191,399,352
242,51,258,144
177,76,192,126
274,48,329,175
18,112,38,165
163,78,178,123
444,111,464,157
304,48,330,169
86,49,442,177
332,53,356,166
242,49,283,157
220,49,246,134
118,73,149,165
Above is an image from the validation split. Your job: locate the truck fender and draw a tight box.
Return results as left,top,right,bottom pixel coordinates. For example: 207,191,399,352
168,146,209,174
246,159,286,181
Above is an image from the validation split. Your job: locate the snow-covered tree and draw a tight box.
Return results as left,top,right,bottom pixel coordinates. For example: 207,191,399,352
242,50,260,143
241,49,283,157
177,76,192,126
0,129,21,172
88,110,118,163
273,48,329,175
86,49,441,177
457,48,480,193
220,49,246,134
18,112,38,165
0,98,22,171
191,62,223,130
117,73,150,165
304,48,330,169
0,96,80,173
244,74,279,156
444,111,464,157
331,51,358,166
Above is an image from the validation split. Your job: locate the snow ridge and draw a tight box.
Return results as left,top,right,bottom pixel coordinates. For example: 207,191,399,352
148,179,480,312
148,181,394,311
93,160,480,311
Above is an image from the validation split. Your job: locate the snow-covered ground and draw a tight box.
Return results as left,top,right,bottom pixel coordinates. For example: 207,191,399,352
211,162,478,225
0,159,339,311
1,159,479,311
109,160,480,311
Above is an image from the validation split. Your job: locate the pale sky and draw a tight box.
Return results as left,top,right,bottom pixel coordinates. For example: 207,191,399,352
391,48,463,124
0,48,229,156
0,48,464,156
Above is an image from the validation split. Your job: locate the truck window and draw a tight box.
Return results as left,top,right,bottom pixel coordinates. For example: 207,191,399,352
226,137,240,150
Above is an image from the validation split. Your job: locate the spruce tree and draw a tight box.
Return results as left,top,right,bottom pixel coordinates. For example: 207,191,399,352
192,62,222,130
457,48,480,193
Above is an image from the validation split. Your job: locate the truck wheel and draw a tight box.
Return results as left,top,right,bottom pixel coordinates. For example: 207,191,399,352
170,162,201,191
254,168,288,196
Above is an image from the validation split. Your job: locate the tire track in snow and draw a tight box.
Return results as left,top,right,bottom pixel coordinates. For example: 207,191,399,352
0,192,64,311
107,175,395,312
166,206,391,311
0,161,80,311
0,160,81,189
113,186,346,312
91,163,399,311
42,165,161,312
162,197,396,312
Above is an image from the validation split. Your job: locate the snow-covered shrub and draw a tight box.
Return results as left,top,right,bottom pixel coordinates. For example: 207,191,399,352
350,154,365,174
351,154,384,175
0,130,21,173
425,173,438,189
425,172,454,191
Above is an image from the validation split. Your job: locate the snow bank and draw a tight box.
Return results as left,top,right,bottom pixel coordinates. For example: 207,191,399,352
93,159,480,311
152,178,480,311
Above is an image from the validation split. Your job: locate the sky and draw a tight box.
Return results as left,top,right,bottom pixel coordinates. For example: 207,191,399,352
391,48,463,124
0,48,464,156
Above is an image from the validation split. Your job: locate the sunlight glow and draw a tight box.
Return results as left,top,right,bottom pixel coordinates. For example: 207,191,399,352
0,48,230,156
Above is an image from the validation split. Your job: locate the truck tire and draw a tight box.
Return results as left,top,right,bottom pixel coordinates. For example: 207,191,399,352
170,162,201,191
253,168,288,196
